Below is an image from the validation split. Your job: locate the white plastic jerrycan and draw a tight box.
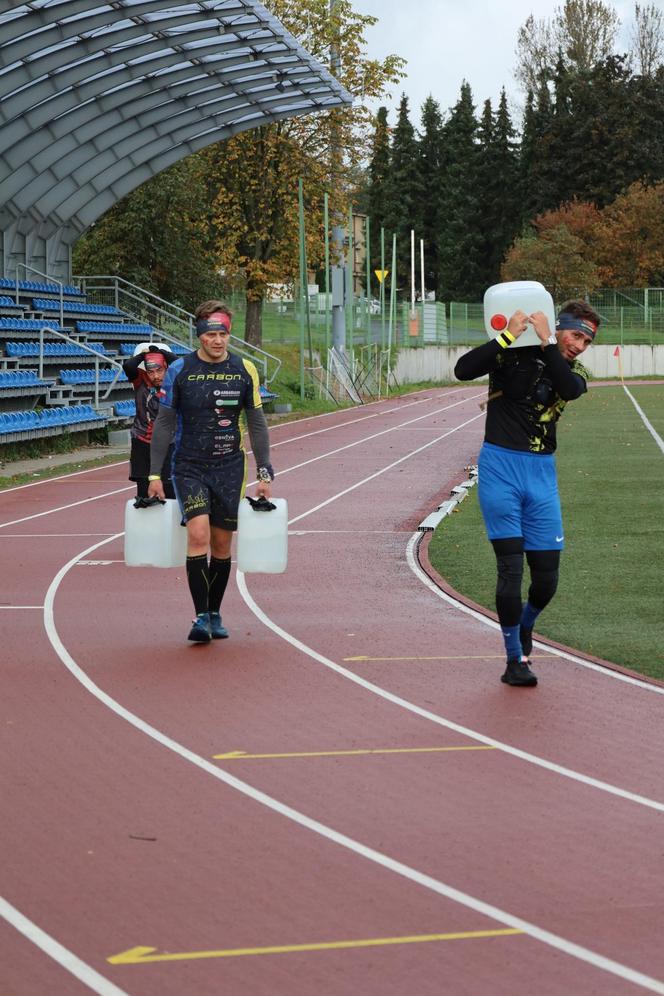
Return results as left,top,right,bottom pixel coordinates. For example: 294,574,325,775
124,498,188,568
484,281,556,348
236,496,288,574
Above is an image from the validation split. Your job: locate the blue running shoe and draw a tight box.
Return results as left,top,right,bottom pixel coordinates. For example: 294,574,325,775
209,611,229,639
188,612,212,643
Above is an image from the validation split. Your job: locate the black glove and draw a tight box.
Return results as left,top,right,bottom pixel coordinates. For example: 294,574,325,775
133,495,166,509
245,495,277,511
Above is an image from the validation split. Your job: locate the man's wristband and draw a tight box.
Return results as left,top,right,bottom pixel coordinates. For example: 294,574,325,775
257,465,274,483
496,329,516,349
148,474,161,481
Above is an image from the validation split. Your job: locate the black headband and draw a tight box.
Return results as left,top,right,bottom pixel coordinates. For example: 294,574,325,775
196,314,231,336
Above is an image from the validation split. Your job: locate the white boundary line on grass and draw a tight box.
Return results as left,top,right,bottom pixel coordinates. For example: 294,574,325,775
623,385,664,456
406,535,664,696
37,534,664,995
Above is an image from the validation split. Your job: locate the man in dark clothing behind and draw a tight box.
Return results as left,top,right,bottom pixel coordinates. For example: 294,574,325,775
454,299,600,687
122,342,177,507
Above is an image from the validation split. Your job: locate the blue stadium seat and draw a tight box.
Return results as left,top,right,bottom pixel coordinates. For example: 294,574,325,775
0,278,82,296
77,321,153,334
32,299,125,316
113,399,136,417
0,318,65,332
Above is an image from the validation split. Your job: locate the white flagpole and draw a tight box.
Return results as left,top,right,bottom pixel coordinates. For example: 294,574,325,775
410,229,415,317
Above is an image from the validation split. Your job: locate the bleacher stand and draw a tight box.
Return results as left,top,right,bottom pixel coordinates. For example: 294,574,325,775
0,296,24,312
0,318,67,336
0,370,52,394
0,405,106,440
5,341,109,357
0,284,187,441
118,341,191,355
77,321,153,336
32,299,126,317
259,384,279,404
59,368,128,384
0,278,83,297
114,399,137,418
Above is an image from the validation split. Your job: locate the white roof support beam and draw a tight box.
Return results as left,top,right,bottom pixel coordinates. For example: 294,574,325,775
0,0,351,280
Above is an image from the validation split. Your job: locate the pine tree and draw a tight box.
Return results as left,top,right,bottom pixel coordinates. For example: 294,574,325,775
365,106,392,283
417,96,444,296
438,82,483,300
383,94,421,292
520,79,555,218
475,90,522,286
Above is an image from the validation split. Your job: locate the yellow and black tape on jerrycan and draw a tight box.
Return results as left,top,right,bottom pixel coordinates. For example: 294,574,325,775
124,498,187,568
237,495,288,573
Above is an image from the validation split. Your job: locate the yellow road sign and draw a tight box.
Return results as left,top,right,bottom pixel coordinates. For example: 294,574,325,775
375,269,388,283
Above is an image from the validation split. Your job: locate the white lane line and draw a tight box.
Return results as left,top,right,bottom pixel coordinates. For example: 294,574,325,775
288,412,484,524
42,536,664,994
275,395,484,489
269,396,440,449
237,572,663,813
623,385,664,456
0,394,479,531
0,605,42,609
407,535,664,697
0,896,128,996
0,487,133,531
0,533,117,538
0,460,128,494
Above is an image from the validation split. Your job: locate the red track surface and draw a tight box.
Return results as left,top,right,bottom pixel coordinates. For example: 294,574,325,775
1,387,663,996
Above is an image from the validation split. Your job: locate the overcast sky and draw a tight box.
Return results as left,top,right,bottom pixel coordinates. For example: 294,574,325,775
357,0,636,126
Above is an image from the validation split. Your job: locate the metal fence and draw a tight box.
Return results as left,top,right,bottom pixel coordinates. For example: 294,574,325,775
74,279,664,350
447,292,664,346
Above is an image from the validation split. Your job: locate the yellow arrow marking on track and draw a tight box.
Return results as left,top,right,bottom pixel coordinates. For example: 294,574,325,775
108,928,523,964
213,745,496,760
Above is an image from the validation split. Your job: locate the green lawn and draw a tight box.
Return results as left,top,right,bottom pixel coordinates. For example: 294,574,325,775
427,385,664,681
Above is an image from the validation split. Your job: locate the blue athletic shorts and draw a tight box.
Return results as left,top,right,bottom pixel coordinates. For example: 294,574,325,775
173,450,247,530
477,442,564,550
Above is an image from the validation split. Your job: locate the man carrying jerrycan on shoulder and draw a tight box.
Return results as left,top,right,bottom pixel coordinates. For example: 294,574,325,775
147,300,277,644
454,283,600,689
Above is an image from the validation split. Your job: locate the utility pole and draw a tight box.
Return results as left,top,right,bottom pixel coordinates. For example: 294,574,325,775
329,0,346,352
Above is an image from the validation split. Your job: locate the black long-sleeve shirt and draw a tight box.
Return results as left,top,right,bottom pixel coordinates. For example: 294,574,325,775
455,340,588,454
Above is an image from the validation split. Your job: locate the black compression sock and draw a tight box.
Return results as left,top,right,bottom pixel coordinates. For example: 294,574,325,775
208,557,231,613
186,555,209,615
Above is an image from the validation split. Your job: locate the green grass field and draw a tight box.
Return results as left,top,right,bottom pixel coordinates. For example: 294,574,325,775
428,385,664,681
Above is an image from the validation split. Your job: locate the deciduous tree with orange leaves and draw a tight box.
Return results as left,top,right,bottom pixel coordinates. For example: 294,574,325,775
199,0,404,346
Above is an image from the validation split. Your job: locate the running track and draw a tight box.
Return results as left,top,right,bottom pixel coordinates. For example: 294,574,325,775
1,386,662,996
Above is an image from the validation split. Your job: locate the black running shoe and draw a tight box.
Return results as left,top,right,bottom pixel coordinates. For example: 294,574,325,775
209,611,229,639
188,612,212,643
501,658,538,687
520,624,533,658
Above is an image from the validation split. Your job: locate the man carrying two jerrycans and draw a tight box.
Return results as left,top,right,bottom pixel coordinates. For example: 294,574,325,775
147,300,277,644
455,283,600,688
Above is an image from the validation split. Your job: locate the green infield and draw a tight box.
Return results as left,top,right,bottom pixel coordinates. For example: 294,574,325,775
427,385,664,681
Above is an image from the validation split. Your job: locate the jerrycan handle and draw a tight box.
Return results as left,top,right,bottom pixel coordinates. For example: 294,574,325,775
245,495,277,512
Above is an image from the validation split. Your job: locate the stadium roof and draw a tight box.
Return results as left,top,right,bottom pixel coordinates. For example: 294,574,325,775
0,0,352,236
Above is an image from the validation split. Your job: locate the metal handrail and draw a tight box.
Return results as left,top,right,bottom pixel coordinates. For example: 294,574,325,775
37,326,123,408
15,263,65,328
72,274,282,384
